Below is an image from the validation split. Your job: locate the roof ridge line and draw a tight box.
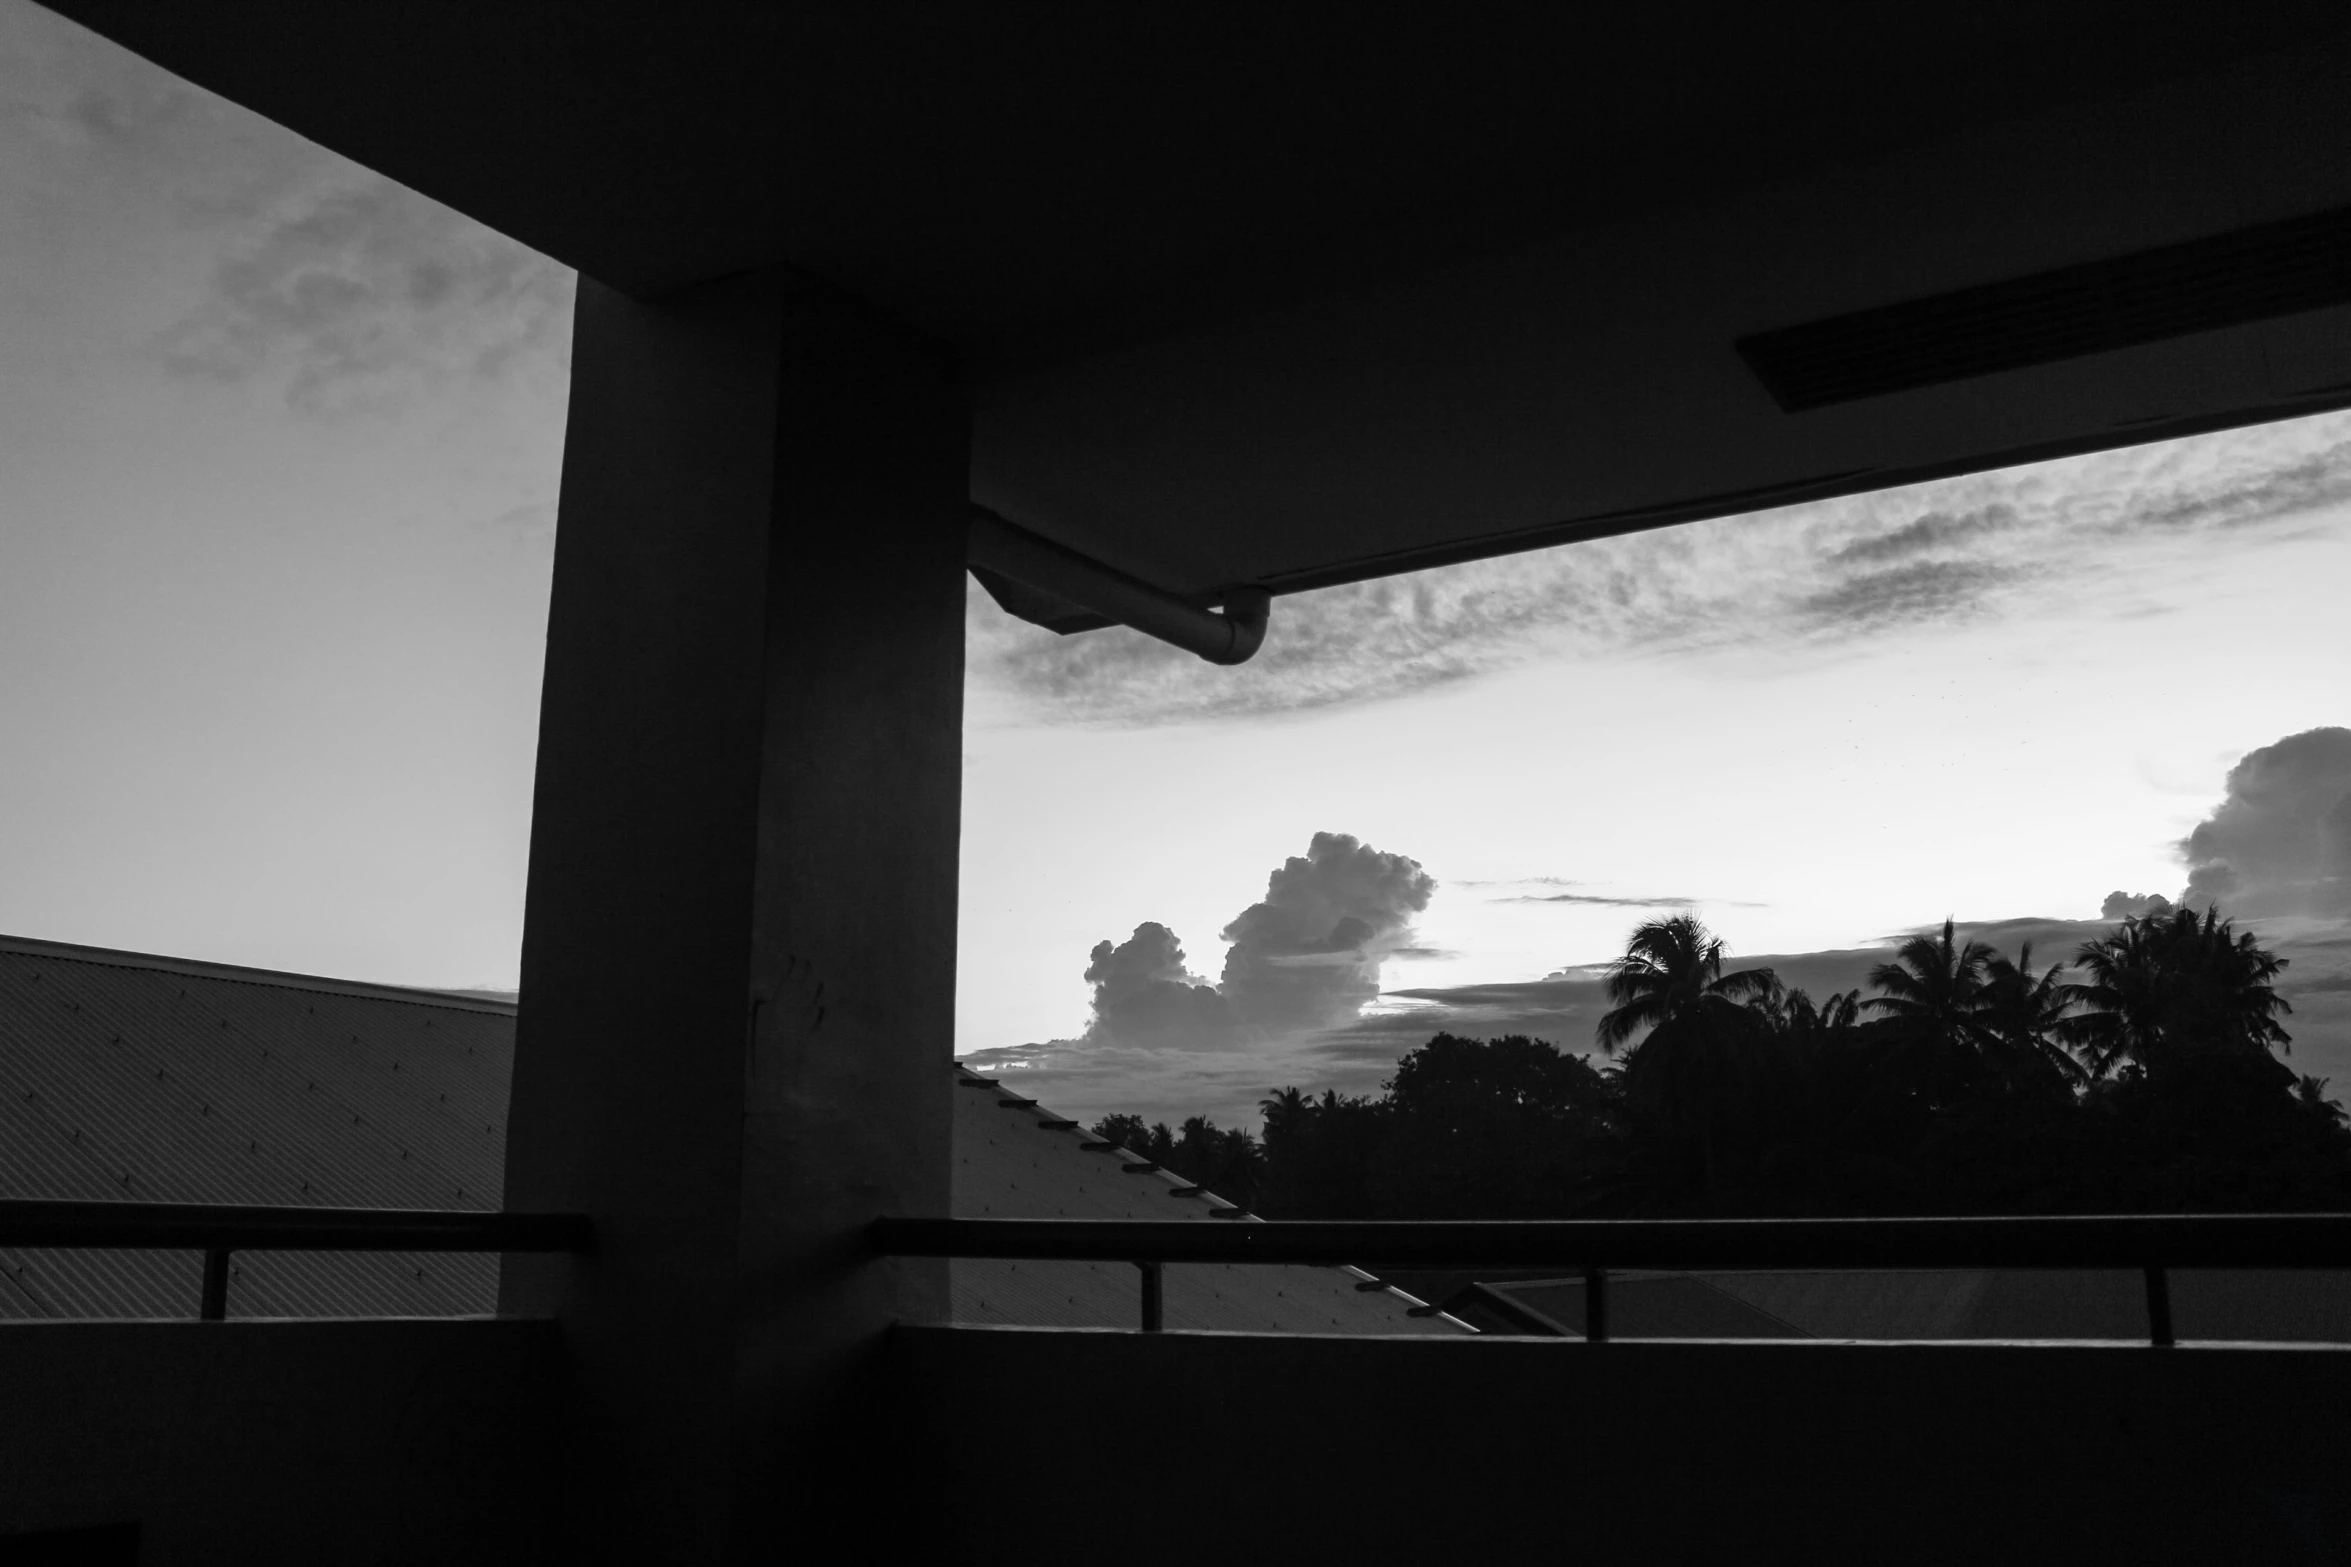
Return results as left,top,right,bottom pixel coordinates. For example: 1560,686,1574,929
952,1065,1256,1213
0,933,517,1016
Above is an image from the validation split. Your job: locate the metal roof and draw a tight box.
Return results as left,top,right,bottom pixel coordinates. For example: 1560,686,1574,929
0,934,510,1319
40,5,2351,607
951,1066,1464,1335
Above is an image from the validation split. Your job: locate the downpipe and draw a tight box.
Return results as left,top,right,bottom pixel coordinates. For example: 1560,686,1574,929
968,506,1271,665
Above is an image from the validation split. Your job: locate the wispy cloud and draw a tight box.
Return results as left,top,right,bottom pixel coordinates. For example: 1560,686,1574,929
1492,892,1700,907
1793,557,2029,633
1,3,575,417
154,178,575,413
1469,876,1761,909
1829,503,2018,565
969,411,2351,725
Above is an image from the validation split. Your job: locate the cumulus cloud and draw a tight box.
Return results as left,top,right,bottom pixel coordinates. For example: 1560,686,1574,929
2101,890,2175,920
2181,727,2351,920
961,832,1435,1114
1216,832,1437,1030
1080,922,1235,1051
155,178,574,413
968,410,2351,724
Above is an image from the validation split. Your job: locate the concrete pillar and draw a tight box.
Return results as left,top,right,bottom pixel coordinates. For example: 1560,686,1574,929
498,269,966,1559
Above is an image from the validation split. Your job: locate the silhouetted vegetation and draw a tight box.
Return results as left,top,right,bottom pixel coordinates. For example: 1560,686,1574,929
1090,1113,1267,1211
1093,910,2351,1218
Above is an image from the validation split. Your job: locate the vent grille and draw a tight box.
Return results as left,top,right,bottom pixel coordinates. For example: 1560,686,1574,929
1738,204,2351,411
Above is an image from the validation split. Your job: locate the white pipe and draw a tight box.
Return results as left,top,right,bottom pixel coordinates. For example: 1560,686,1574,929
968,506,1271,665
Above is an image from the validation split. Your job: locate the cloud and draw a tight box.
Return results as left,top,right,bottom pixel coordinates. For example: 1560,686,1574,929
1479,875,1766,909
1792,558,2027,633
1495,891,1701,907
959,832,1435,1120
968,410,2351,724
2181,727,2351,920
0,4,572,413
2122,453,2351,535
1217,832,1437,1030
2100,890,2175,919
1079,922,1236,1051
1830,504,2019,565
154,177,574,413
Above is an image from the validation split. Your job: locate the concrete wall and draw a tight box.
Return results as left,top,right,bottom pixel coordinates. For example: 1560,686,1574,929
0,1319,556,1564
896,1325,2351,1563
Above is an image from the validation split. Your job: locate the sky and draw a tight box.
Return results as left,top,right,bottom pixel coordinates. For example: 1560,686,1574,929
5,1,2349,1129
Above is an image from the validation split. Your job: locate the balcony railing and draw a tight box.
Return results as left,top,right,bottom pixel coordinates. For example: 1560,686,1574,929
10,1204,2345,1344
871,1213,2351,1345
0,1200,594,1320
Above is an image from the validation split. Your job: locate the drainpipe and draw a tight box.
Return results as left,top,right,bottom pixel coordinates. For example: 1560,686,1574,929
967,506,1272,665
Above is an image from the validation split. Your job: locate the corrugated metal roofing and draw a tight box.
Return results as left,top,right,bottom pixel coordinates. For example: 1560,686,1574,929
0,934,516,1319
951,1066,1465,1335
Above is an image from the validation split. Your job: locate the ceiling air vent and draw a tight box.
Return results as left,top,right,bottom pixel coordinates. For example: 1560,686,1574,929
1737,204,2351,411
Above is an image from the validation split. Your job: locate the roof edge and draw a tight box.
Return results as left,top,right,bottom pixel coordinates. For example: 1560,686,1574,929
0,932,518,1016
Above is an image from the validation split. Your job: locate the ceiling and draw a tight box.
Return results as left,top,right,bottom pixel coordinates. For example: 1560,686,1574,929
41,2,2351,604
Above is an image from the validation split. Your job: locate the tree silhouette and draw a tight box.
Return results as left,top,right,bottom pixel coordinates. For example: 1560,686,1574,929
1594,915,1779,1054
1978,943,2086,1095
1374,1034,1618,1216
1865,918,1996,1052
1595,916,1778,1195
1089,1112,1266,1207
2298,1076,2349,1129
2064,905,2292,1076
1757,985,1863,1042
1081,912,2342,1222
1258,1087,1313,1146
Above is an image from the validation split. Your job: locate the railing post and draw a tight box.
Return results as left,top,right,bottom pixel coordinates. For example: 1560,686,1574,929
2144,1265,2174,1347
1137,1260,1163,1332
200,1247,231,1321
1584,1266,1609,1343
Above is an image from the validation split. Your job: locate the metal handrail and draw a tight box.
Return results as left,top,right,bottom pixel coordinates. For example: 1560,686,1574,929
872,1213,2351,1344
0,1200,594,1322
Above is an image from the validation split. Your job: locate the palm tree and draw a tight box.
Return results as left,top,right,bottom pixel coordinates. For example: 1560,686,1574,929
1757,985,1862,1043
1594,914,1780,1054
2064,905,2292,1075
1865,919,1995,1052
2296,1075,2348,1129
1976,943,2087,1093
1258,1086,1313,1146
1596,915,1778,1195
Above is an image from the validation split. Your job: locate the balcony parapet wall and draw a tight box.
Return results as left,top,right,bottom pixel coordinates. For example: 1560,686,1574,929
0,1318,556,1564
893,1324,2351,1564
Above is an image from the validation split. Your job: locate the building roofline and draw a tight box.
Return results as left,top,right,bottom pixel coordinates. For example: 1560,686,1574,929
0,932,518,1017
952,1065,1476,1332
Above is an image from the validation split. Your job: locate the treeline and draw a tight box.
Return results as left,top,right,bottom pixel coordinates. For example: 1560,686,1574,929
1089,908,2351,1218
